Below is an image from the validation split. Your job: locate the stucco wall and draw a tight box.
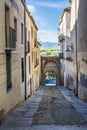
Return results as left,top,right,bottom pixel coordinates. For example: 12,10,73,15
0,0,23,116
77,0,87,101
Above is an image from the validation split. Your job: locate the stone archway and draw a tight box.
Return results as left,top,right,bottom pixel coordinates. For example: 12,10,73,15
40,57,61,86
45,71,57,86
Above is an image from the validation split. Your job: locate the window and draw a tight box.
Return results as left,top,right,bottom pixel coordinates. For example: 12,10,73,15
29,56,30,74
28,31,30,41
26,28,30,53
32,52,33,62
5,4,10,47
14,17,17,41
28,31,30,53
5,4,10,27
34,52,37,68
21,58,24,82
6,53,12,92
21,23,23,44
31,27,33,38
5,5,16,49
26,28,27,44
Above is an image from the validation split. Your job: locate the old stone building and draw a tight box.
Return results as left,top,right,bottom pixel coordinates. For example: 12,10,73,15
0,0,24,119
59,0,87,102
30,16,41,94
25,6,31,98
76,0,87,101
58,7,71,86
0,0,41,120
19,0,25,102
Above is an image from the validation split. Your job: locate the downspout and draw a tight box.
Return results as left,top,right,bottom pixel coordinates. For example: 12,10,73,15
75,0,78,96
24,2,27,100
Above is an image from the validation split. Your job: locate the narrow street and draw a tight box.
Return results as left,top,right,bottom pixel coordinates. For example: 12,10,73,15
0,86,87,130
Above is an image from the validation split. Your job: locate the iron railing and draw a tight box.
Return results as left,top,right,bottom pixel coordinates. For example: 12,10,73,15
59,34,65,42
26,41,30,53
59,53,64,59
34,38,38,48
5,26,16,50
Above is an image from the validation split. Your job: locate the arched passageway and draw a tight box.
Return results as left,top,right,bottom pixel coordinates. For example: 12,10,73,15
45,71,57,86
40,57,61,86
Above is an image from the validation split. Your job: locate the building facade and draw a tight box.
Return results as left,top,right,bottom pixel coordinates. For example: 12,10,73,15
59,7,71,86
19,0,25,102
76,0,87,101
59,0,87,102
25,7,31,98
0,0,41,120
0,0,24,119
30,16,41,94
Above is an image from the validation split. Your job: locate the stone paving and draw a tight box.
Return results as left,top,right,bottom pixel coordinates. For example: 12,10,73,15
0,86,87,130
58,86,87,122
32,86,87,125
0,86,44,129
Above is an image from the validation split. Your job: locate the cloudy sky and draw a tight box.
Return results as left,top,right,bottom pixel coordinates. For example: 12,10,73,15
26,0,70,43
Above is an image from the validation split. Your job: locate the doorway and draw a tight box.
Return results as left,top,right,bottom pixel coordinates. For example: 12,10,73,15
45,71,56,86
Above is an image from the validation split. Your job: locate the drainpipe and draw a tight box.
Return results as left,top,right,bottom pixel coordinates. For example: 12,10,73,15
24,2,27,100
75,0,78,96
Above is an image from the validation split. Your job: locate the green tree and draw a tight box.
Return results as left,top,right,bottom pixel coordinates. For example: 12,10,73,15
46,71,56,78
41,48,59,57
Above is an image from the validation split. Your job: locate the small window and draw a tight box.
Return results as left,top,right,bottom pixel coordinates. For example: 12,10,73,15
21,58,24,82
29,56,30,74
34,52,37,68
5,4,10,47
26,28,27,44
21,23,23,44
28,31,30,41
14,17,17,41
6,53,12,92
31,27,33,38
5,4,10,27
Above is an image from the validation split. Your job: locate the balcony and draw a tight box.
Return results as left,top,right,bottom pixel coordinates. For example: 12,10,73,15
34,58,39,68
66,51,73,61
59,53,64,59
34,38,37,47
59,34,65,42
34,38,38,48
5,27,16,51
65,47,73,61
26,41,30,53
36,58,39,65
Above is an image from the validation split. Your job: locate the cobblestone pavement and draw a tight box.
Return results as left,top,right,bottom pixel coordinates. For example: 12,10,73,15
32,86,87,125
58,86,87,122
0,86,87,130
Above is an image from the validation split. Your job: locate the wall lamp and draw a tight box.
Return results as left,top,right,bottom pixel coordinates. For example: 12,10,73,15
66,45,73,52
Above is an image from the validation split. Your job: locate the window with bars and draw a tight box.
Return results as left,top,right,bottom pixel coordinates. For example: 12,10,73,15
14,17,17,41
21,58,24,82
29,56,31,74
31,27,33,38
21,23,23,44
5,5,16,50
6,53,12,92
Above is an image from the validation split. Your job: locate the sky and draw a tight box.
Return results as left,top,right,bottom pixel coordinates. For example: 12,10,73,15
26,0,70,43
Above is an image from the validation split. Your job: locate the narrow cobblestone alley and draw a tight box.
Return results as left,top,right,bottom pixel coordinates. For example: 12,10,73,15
1,0,87,130
32,86,87,125
0,86,87,130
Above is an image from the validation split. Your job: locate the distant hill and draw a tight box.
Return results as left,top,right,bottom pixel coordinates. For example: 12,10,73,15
41,42,58,49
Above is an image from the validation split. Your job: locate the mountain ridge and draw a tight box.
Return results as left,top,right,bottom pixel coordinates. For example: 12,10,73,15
41,42,58,49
